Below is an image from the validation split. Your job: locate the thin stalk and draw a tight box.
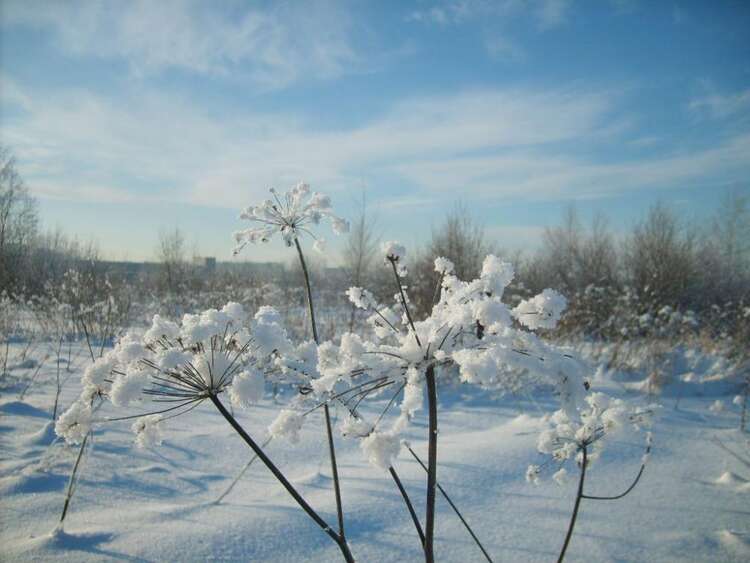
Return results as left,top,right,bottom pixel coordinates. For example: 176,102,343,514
581,465,645,501
294,238,319,343
325,403,345,539
2,339,8,378
209,394,354,563
18,356,46,401
79,317,96,363
390,466,425,549
424,364,438,563
581,440,650,501
19,336,35,362
558,446,587,563
60,431,89,525
52,337,63,421
293,236,347,542
60,396,102,526
214,435,273,504
66,336,72,372
389,260,421,348
406,444,493,563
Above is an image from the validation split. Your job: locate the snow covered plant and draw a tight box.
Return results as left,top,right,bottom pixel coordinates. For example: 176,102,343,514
527,391,655,562
233,182,355,556
233,182,349,255
55,303,356,562
306,246,583,562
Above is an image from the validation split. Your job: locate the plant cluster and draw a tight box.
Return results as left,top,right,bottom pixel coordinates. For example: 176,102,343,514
55,183,651,561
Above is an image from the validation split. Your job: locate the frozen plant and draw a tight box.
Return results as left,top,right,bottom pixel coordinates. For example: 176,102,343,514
233,182,353,553
233,182,349,253
307,247,586,561
56,302,356,562
528,391,655,562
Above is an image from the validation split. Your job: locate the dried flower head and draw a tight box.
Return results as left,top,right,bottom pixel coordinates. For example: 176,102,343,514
233,182,349,255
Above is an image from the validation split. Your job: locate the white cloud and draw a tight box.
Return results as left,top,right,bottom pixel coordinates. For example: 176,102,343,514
2,0,361,89
535,0,570,30
394,134,750,200
689,88,750,120
484,35,526,61
3,76,748,214
407,0,571,30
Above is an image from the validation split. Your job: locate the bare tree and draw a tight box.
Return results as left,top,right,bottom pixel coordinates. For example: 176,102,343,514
156,227,187,295
527,206,618,295
411,203,497,316
709,190,750,294
624,203,697,310
0,146,38,292
342,193,379,330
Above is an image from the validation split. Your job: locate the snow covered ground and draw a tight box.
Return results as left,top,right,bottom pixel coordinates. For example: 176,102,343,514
1,342,748,562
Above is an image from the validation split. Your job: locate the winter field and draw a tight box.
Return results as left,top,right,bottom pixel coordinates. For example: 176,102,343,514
1,183,750,563
3,2,750,561
2,336,749,562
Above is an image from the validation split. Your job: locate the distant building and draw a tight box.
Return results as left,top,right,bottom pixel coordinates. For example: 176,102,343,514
193,256,216,275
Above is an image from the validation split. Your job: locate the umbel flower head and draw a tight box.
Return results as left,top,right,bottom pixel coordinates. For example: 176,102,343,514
527,391,655,485
55,302,284,446
293,246,586,470
233,182,349,255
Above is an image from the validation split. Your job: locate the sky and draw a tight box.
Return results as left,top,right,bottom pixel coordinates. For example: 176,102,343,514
1,0,749,264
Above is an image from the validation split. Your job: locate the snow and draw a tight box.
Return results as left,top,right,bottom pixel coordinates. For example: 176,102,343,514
382,241,406,262
1,340,749,562
267,409,305,444
229,369,265,408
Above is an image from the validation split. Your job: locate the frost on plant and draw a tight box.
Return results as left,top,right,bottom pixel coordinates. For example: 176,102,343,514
229,369,266,408
301,243,590,470
55,400,92,445
233,182,349,255
534,392,653,476
268,409,304,444
55,302,286,447
132,415,163,448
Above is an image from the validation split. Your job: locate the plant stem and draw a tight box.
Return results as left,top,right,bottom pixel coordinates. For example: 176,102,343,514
558,446,587,563
390,260,421,348
424,364,438,563
60,431,89,525
581,440,650,501
294,237,347,542
19,357,46,400
2,339,9,379
294,238,319,343
389,466,425,550
210,394,354,562
213,435,273,504
52,336,63,421
79,317,96,363
406,444,493,562
325,402,346,539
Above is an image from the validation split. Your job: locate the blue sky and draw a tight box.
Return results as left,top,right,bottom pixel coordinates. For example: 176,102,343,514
1,0,749,263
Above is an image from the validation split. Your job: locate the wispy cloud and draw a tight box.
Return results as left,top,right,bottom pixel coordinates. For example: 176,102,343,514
407,0,571,30
3,75,749,213
2,0,362,89
689,88,750,120
394,133,750,200
535,0,571,30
